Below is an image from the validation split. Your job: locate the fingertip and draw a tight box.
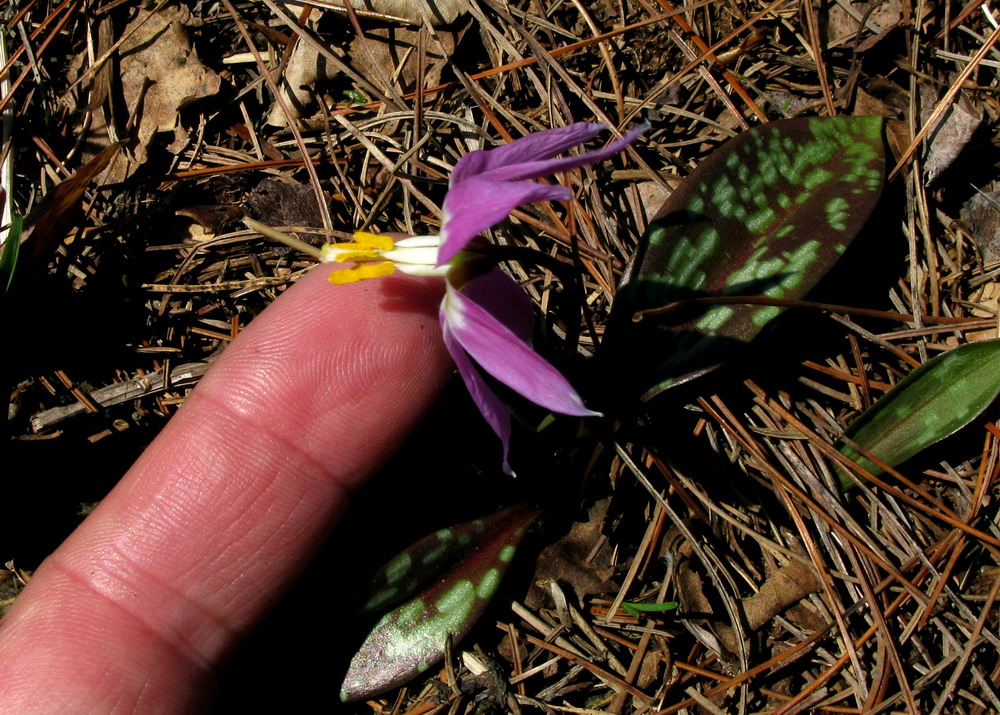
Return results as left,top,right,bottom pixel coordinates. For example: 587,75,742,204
0,266,453,713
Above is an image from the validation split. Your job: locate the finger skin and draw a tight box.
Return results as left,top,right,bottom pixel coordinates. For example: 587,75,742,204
0,265,450,713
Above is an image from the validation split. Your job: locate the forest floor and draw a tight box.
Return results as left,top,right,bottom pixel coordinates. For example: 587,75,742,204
2,0,1000,712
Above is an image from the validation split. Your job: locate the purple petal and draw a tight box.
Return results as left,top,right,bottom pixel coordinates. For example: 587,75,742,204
480,124,648,183
438,123,648,265
461,269,534,341
440,304,515,475
444,283,599,417
450,123,607,185
438,179,570,265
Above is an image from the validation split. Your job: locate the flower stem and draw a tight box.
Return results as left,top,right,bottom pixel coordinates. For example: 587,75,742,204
243,217,323,260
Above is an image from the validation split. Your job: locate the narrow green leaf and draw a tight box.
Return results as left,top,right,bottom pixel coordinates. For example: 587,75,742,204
1,214,22,292
603,116,886,401
838,339,1000,488
621,600,679,617
341,504,540,702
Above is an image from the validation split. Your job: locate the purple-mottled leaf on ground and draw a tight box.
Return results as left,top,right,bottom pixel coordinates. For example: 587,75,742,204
603,116,886,401
358,499,518,616
342,504,541,702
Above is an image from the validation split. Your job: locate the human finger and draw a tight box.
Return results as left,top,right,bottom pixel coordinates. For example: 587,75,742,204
0,265,450,712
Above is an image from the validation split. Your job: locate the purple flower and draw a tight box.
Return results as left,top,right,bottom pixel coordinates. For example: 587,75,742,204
441,269,596,474
438,123,645,265
319,122,644,473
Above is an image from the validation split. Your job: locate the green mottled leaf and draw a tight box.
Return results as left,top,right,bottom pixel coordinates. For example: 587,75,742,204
603,116,885,401
358,510,498,616
341,504,540,702
838,339,1000,488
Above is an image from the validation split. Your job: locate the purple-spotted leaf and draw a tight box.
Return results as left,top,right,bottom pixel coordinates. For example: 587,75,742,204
837,339,1000,488
358,502,512,616
342,504,541,702
603,116,885,401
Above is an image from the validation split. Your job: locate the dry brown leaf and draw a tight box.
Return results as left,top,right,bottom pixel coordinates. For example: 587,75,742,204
966,279,1000,341
347,25,454,96
636,181,672,217
671,536,821,659
738,561,821,633
761,89,814,118
921,85,982,184
18,143,123,273
526,499,616,608
83,6,221,181
174,205,244,234
962,182,1000,262
266,37,327,127
246,177,330,229
269,22,454,127
853,87,898,118
821,0,902,47
338,0,465,25
84,15,114,113
636,641,668,690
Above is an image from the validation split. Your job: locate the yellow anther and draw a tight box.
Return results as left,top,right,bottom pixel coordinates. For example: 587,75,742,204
321,231,396,265
329,249,382,263
321,230,442,282
328,262,396,285
350,231,394,250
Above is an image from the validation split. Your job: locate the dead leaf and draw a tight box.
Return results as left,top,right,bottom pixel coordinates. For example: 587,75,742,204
526,499,617,608
821,0,902,46
636,641,668,690
347,24,454,96
18,143,124,273
965,279,1000,341
175,205,244,234
269,21,455,127
267,36,328,127
332,0,465,25
762,89,815,118
962,182,1000,262
921,85,983,184
669,534,821,660
739,561,820,633
636,181,671,216
853,87,898,119
84,14,114,113
246,178,330,230
82,6,221,181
